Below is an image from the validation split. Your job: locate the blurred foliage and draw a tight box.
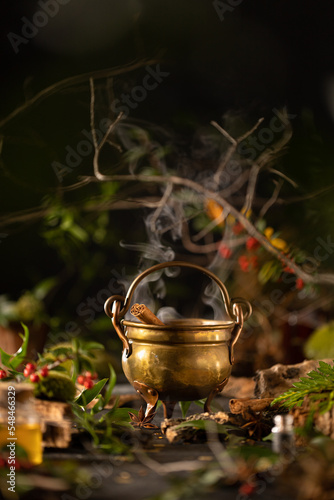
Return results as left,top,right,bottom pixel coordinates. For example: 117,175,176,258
304,321,334,359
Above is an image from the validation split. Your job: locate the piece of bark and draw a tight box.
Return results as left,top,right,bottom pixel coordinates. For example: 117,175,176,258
229,397,275,414
315,407,334,439
222,376,256,399
291,396,334,440
161,411,230,444
254,359,334,399
34,399,73,448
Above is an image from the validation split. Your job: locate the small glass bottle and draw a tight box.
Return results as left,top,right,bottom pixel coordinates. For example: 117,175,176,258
0,383,43,466
272,414,295,460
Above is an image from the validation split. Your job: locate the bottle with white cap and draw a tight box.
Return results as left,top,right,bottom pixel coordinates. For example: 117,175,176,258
272,414,295,460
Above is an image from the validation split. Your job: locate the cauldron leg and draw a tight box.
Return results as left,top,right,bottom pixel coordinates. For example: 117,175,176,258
204,377,229,413
161,401,177,419
133,381,159,419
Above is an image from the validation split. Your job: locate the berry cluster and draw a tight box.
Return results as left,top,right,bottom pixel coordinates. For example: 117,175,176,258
23,363,49,383
238,254,259,272
77,371,98,389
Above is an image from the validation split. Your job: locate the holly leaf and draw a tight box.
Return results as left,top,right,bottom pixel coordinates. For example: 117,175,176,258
75,378,108,407
0,324,30,370
102,364,117,408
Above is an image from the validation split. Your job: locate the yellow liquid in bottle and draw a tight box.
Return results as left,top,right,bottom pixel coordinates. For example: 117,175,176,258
0,422,43,465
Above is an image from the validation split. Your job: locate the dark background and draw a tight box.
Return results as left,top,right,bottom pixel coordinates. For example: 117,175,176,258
1,0,334,338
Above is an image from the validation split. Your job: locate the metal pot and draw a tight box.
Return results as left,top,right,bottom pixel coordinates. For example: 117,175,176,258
104,261,252,418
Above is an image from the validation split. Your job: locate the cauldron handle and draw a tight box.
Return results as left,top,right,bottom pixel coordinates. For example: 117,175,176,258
104,296,131,357
104,261,251,360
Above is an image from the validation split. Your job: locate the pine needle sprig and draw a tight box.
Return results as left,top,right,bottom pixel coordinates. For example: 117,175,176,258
272,361,334,415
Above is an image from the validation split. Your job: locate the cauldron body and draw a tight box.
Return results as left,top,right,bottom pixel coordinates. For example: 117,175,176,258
122,319,233,401
104,261,252,418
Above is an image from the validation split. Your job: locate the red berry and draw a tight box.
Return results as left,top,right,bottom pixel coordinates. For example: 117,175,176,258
296,278,304,290
232,222,244,235
219,244,232,259
40,366,49,378
84,379,94,389
239,482,256,496
238,255,249,272
29,373,40,383
24,363,36,376
92,372,98,380
246,237,260,251
0,369,7,379
77,375,85,385
85,371,93,379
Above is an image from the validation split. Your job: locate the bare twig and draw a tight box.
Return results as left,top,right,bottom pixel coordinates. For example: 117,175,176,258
243,162,261,214
268,168,298,188
79,172,334,285
0,58,159,129
211,121,237,145
259,179,284,218
89,78,125,181
243,121,293,213
219,168,250,198
237,117,265,143
212,118,264,184
182,220,220,254
0,197,164,228
192,215,224,241
277,183,334,205
150,182,173,232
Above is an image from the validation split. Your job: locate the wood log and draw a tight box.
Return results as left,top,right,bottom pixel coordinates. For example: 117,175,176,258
222,376,255,399
254,359,334,398
34,399,73,448
229,397,275,414
161,411,230,444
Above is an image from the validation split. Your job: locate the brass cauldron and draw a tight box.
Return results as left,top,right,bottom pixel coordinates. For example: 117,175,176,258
104,261,252,418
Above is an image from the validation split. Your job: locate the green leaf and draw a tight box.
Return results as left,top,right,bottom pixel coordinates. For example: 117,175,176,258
91,395,104,414
71,403,85,419
256,219,267,232
0,347,13,368
304,322,334,359
49,347,73,357
51,365,67,372
179,401,192,418
75,378,108,407
194,399,206,409
258,260,282,284
68,224,88,243
106,408,133,422
271,361,334,417
32,277,57,301
102,364,117,408
176,420,207,430
81,341,105,351
9,324,30,369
